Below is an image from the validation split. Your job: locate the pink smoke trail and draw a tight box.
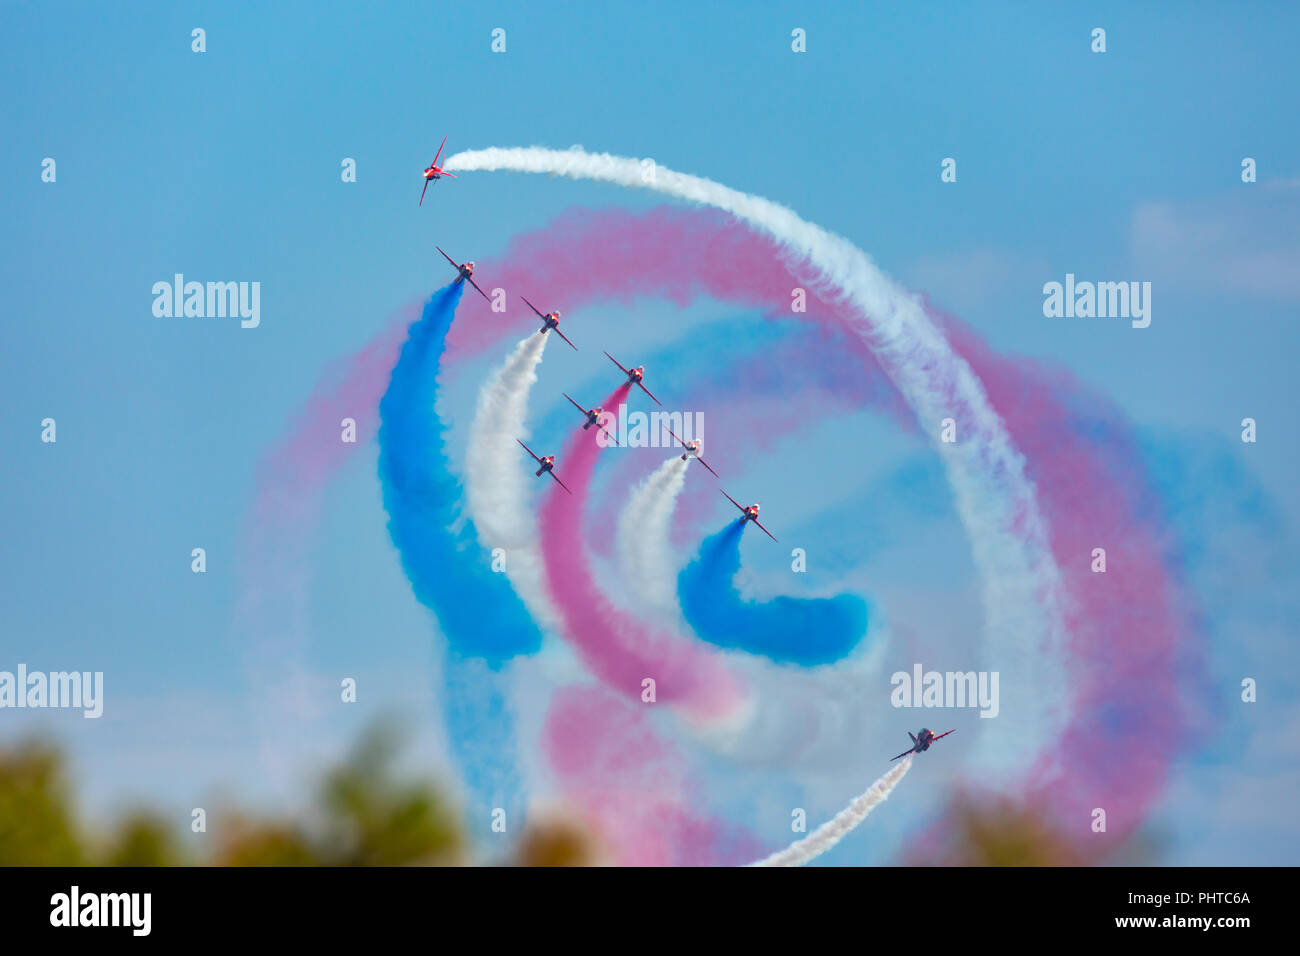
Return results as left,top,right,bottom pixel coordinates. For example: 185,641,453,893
235,308,413,779
542,685,762,866
536,384,748,725
441,207,873,360
945,318,1201,840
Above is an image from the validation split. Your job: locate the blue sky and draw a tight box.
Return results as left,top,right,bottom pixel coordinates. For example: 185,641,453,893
2,2,1298,862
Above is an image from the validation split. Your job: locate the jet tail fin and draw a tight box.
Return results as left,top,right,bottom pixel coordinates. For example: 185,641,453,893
908,732,918,744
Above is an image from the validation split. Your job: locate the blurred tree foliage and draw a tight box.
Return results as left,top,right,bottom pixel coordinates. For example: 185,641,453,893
0,722,597,867
904,791,1164,866
514,811,602,867
103,812,182,867
0,740,86,865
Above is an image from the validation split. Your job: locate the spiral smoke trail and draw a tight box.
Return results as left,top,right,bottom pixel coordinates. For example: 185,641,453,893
616,455,690,614
749,756,913,867
464,331,562,633
445,146,1067,766
376,284,541,823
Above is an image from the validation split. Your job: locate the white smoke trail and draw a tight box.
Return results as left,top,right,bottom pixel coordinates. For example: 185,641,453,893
616,456,690,614
445,146,1067,770
749,756,913,867
464,332,562,633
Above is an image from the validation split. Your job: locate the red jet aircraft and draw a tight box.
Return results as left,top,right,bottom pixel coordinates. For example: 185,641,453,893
437,247,490,302
663,427,718,477
520,296,578,351
517,440,572,494
605,352,661,406
721,490,777,541
563,393,619,445
419,136,456,206
890,728,956,761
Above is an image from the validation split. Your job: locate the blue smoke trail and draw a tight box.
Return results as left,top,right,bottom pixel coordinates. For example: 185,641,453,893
678,521,870,666
377,282,543,828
